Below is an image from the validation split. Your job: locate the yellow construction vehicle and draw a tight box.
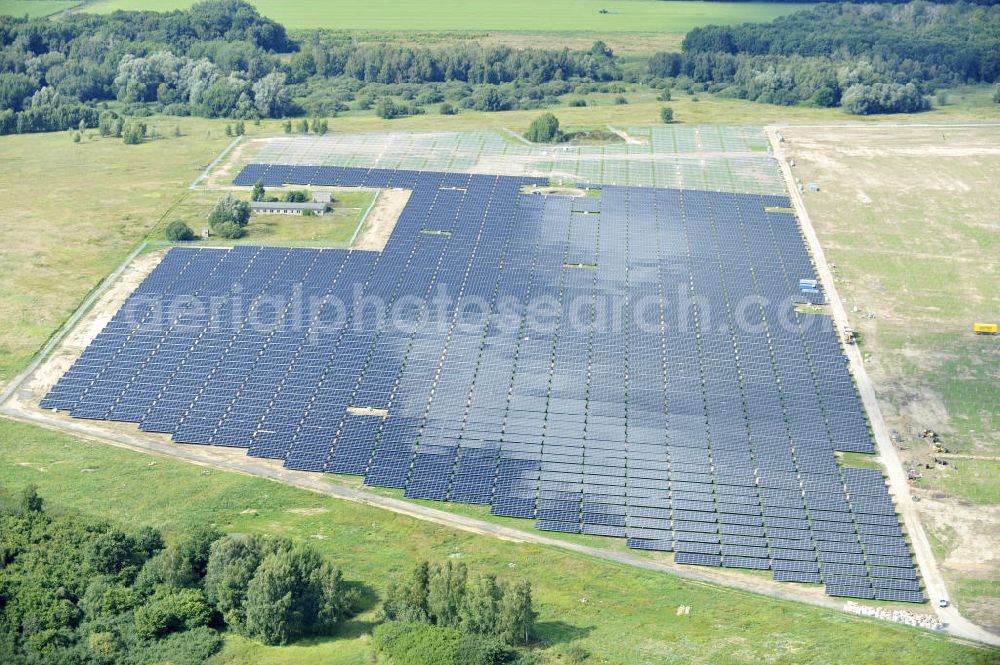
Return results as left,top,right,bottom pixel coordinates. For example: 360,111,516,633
973,323,998,335
843,326,856,344
919,429,942,444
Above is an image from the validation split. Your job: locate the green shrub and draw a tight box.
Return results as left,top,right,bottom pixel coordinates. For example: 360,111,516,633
456,634,511,665
208,194,251,238
660,107,674,123
376,97,403,119
165,220,194,241
122,119,146,144
212,220,244,239
134,588,212,639
372,620,413,651
139,626,222,665
525,112,562,143
374,622,463,665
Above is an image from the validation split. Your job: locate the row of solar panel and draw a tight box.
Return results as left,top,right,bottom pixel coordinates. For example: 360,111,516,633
42,166,913,601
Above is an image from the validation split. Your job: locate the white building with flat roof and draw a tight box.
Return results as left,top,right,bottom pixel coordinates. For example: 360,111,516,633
250,201,328,215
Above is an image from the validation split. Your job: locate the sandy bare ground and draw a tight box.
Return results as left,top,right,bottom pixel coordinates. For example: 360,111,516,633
203,137,265,190
607,125,646,145
24,250,169,402
521,185,587,197
768,127,1000,646
352,188,411,251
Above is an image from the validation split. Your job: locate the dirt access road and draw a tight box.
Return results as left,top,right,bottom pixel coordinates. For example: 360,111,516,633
2,126,997,647
0,238,988,646
767,126,999,647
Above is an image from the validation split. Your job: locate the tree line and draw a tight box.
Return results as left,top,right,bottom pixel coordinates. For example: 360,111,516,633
0,485,358,664
1,0,997,131
0,2,621,135
0,485,540,665
375,560,538,665
653,1,999,114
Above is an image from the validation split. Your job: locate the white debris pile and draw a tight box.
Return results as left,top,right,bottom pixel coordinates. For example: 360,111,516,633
844,601,944,630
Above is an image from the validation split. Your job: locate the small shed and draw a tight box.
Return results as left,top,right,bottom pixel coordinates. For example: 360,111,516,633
312,191,332,204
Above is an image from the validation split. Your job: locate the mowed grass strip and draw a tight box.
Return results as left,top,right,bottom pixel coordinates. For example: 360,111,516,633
0,418,991,665
163,189,376,246
82,0,813,32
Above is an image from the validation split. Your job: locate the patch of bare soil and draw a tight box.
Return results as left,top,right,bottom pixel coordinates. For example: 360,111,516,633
607,127,645,145
286,507,329,516
352,188,411,251
919,496,1000,575
204,137,266,189
22,250,170,405
521,185,587,197
918,494,1000,631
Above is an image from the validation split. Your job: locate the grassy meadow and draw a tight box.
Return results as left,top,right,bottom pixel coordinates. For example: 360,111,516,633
164,189,376,246
0,0,79,17
81,0,814,33
0,118,231,382
0,418,992,665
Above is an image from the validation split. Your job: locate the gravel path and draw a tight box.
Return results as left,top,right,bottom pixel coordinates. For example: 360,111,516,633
767,126,1000,647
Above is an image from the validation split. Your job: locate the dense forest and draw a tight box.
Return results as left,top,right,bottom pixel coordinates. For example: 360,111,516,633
0,0,620,134
0,0,998,135
654,2,999,111
0,485,538,665
0,485,359,664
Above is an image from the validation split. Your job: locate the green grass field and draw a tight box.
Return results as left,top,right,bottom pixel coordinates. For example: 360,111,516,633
0,119,231,382
81,0,813,32
0,418,991,665
0,0,79,17
164,189,375,246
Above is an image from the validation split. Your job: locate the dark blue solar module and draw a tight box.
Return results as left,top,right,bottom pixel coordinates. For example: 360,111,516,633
41,164,923,603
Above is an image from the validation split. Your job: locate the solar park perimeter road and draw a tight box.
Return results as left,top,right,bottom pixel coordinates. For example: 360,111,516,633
0,403,939,624
0,229,988,647
40,168,911,603
767,126,1000,647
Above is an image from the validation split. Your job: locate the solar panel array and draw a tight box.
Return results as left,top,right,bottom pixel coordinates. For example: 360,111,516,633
43,164,922,602
249,127,786,194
